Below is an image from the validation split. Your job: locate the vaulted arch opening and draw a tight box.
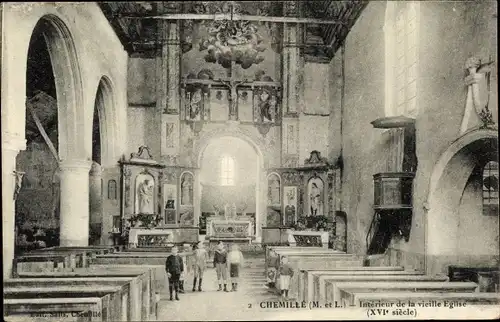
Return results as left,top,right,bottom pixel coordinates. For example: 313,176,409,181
15,15,84,253
426,132,499,275
198,136,263,237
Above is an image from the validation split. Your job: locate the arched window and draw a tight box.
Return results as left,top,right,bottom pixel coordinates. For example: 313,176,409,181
483,161,499,215
384,1,420,118
220,156,235,186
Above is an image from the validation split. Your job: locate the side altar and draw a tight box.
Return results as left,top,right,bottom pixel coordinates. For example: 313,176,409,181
120,146,200,247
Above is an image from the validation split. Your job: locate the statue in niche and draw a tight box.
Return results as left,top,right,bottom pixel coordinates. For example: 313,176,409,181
284,187,297,225
184,69,213,121
254,72,279,123
138,178,154,214
181,173,194,205
308,178,324,217
268,175,281,205
189,88,203,120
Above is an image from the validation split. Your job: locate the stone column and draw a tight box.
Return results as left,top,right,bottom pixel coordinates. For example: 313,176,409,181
59,160,92,246
256,166,267,242
89,162,102,245
281,1,302,167
2,133,26,278
282,0,301,115
159,3,181,165
193,169,201,227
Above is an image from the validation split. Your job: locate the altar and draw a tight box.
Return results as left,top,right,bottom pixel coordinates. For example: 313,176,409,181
128,228,173,248
128,227,200,248
206,216,253,251
119,146,200,247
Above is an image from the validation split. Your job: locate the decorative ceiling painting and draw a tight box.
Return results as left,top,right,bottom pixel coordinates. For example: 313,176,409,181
188,1,270,69
181,1,282,81
99,1,368,62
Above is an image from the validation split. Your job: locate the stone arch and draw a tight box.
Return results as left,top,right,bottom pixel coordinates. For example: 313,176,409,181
195,129,266,169
196,129,266,239
93,75,117,167
425,129,498,274
31,14,85,160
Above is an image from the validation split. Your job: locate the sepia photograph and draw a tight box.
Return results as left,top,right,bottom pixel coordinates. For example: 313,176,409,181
1,1,498,320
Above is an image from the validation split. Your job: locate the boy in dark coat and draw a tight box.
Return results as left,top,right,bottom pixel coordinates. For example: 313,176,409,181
165,246,184,301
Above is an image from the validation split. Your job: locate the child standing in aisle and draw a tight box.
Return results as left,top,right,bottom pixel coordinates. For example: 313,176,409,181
279,256,294,300
227,244,244,291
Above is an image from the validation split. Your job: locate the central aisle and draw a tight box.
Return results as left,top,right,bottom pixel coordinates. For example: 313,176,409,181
156,255,308,321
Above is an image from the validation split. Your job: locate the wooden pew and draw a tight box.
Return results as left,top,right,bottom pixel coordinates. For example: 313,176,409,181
312,270,426,302
334,281,479,304
21,250,91,270
4,278,138,321
91,251,194,278
4,285,127,321
12,270,154,321
283,254,364,300
265,246,346,272
31,246,115,255
323,275,450,302
448,266,500,292
14,253,85,274
342,291,500,307
27,246,116,265
89,264,168,295
299,266,405,301
4,297,108,321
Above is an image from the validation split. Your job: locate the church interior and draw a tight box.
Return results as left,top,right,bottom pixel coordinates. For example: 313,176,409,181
2,1,499,320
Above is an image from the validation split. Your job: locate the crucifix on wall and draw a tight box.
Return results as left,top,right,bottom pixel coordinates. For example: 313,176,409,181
220,73,247,121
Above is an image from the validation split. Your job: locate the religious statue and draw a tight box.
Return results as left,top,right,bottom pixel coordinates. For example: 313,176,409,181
309,180,323,217
181,173,194,205
259,88,274,122
268,174,281,205
138,179,154,214
284,187,297,225
461,56,496,132
189,88,203,120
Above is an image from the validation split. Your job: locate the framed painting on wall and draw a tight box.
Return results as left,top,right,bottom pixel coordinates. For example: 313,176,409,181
164,184,177,224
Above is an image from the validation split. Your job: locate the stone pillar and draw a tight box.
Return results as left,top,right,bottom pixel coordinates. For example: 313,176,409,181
256,166,267,241
193,169,201,227
2,133,26,278
281,1,301,168
159,3,181,165
282,0,301,115
59,160,92,246
89,162,102,245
